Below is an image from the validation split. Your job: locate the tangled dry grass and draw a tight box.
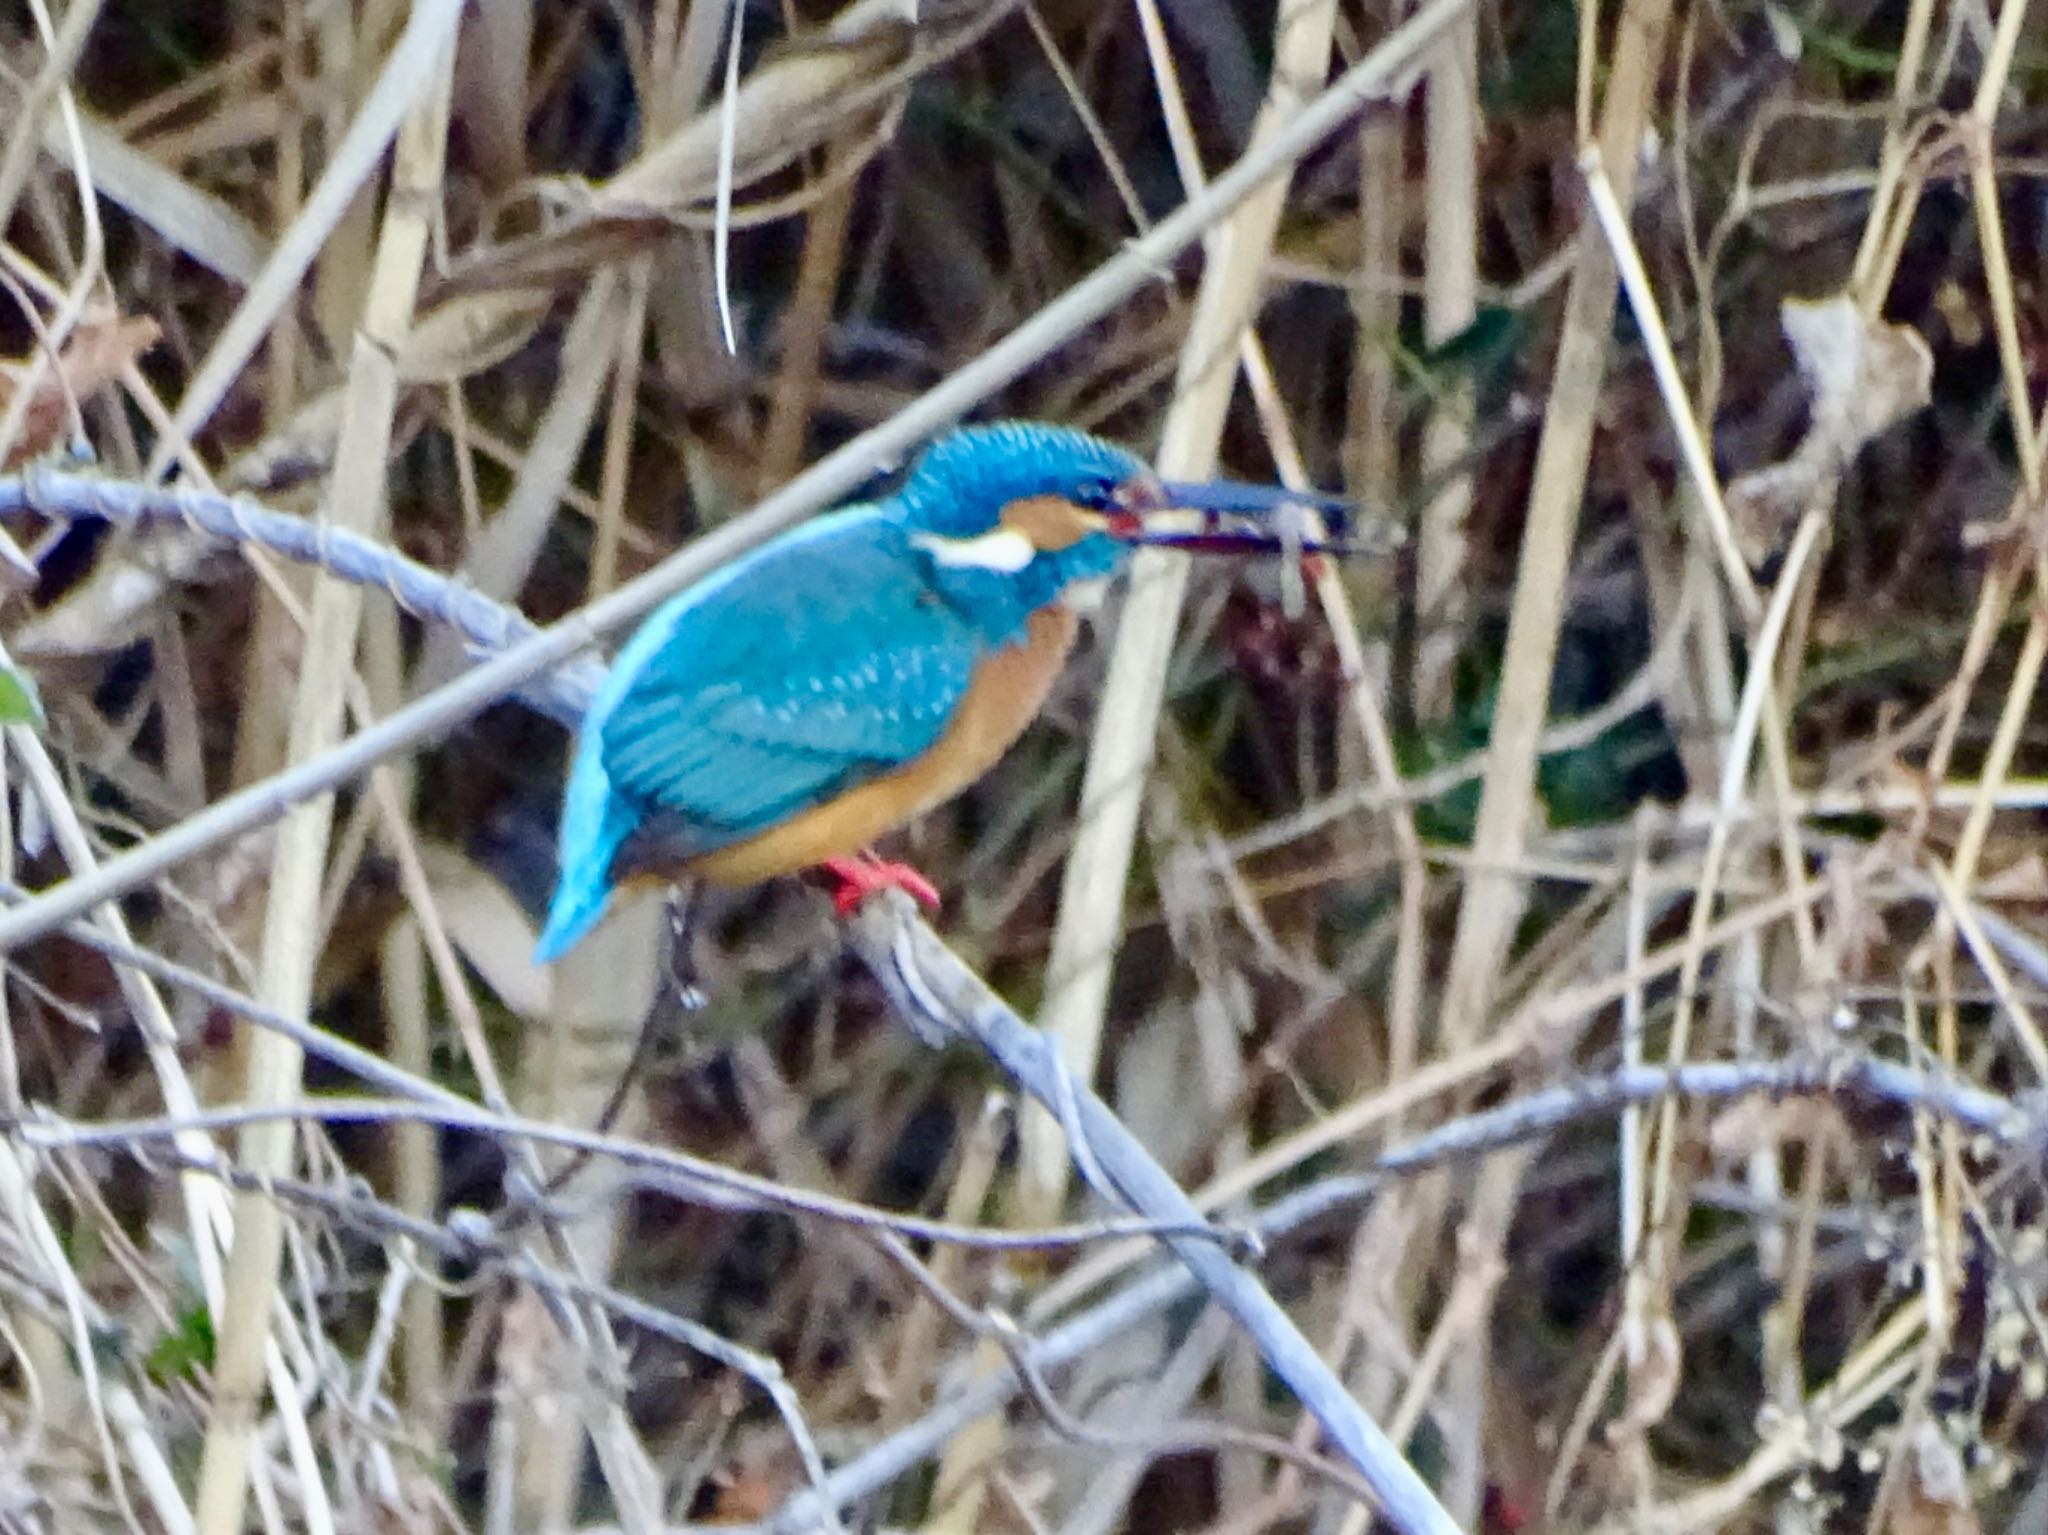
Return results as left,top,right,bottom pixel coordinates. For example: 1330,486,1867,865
0,1,2042,1533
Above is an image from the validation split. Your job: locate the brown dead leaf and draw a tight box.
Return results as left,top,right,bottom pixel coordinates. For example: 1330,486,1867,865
222,384,430,495
1609,1310,1682,1442
397,287,552,385
1975,853,2048,903
1726,295,1933,561
0,315,161,469
590,22,908,220
10,527,220,658
424,0,997,306
222,390,352,494
1885,1421,1978,1535
1708,1096,1850,1158
416,844,552,1019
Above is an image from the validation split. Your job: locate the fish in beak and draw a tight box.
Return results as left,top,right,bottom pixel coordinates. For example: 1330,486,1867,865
1104,476,1402,559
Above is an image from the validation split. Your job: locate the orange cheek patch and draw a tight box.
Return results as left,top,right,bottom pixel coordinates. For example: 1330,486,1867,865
1001,494,1107,551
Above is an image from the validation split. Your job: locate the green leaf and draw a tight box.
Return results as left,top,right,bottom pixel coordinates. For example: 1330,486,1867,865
0,666,42,729
145,1303,215,1384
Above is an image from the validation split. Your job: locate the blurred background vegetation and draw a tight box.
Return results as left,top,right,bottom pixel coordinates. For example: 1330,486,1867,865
0,0,2044,1531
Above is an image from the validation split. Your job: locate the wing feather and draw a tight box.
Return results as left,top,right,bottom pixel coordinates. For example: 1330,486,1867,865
593,513,979,845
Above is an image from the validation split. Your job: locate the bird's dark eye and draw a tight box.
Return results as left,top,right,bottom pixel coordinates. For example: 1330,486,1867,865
1072,476,1122,511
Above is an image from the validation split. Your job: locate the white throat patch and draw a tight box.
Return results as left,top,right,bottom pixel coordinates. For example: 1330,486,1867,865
912,527,1036,573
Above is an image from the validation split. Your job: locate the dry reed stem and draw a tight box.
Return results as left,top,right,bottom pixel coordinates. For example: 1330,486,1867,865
1021,0,1458,1222
1846,0,1938,295
413,273,627,690
1411,8,1478,719
1580,153,1760,622
902,1099,1009,1535
1641,510,1823,1275
376,914,444,1425
1436,0,1673,1048
758,180,854,491
592,263,654,594
149,0,466,476
47,114,267,282
0,0,103,259
189,28,453,1535
1424,0,1674,1513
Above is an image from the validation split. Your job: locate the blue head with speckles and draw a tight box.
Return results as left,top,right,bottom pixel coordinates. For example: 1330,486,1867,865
889,422,1150,642
896,422,1149,535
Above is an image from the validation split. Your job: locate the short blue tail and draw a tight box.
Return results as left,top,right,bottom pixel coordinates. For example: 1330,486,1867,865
534,741,636,964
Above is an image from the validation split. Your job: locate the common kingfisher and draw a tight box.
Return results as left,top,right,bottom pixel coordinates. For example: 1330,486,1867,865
535,421,1347,963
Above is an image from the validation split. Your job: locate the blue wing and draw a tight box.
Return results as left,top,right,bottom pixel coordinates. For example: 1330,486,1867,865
596,510,976,836
538,506,975,962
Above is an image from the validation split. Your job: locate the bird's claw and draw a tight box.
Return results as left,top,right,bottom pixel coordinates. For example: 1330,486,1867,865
820,854,942,918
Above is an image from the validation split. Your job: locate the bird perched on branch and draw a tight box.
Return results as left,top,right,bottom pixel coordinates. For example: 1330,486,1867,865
535,420,1362,962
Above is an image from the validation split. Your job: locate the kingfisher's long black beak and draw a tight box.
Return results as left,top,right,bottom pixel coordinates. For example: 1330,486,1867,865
1106,477,1402,558
1159,479,1356,520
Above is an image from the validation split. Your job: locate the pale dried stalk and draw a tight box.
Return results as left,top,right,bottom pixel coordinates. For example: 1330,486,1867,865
1412,9,1478,718
1435,0,1674,1051
0,0,103,239
1642,514,1825,1221
909,1101,1009,1535
232,0,314,801
378,916,444,1424
309,2,402,365
1340,100,1417,1124
456,0,534,188
1060,1307,1237,1535
0,0,107,480
1428,2,1674,1515
1580,154,1760,621
5,659,326,1535
500,895,668,1534
1022,0,1469,1224
190,33,453,1535
412,272,627,690
1845,0,1938,295
148,0,465,474
34,108,270,285
591,264,654,597
1963,0,2040,485
759,178,855,488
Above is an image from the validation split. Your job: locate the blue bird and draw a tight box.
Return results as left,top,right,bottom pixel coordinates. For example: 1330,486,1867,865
535,421,1343,962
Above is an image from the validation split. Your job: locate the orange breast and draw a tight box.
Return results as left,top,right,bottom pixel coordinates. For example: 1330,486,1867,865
686,605,1081,885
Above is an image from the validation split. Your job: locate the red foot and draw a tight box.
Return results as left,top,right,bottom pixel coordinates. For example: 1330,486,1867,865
819,853,942,918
